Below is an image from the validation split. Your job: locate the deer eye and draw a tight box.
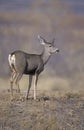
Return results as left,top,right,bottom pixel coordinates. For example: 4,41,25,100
49,45,52,47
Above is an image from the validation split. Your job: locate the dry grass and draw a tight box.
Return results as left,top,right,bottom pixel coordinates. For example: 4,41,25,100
0,89,84,130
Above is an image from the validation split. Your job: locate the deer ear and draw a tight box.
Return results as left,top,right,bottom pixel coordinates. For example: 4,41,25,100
38,35,45,45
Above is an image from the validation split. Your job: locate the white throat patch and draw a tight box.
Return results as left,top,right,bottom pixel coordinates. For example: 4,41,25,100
41,42,45,45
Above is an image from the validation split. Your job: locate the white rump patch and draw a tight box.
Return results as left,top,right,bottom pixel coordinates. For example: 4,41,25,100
8,54,16,67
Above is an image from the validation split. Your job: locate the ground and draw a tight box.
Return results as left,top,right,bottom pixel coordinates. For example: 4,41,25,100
0,90,84,130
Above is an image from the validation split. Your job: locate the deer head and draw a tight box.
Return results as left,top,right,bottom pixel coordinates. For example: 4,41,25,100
38,35,59,54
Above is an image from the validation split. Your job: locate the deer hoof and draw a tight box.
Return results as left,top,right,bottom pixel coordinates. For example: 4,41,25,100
10,96,14,101
20,97,25,102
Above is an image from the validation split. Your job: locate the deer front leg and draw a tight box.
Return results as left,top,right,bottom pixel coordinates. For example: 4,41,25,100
26,75,32,100
34,74,39,100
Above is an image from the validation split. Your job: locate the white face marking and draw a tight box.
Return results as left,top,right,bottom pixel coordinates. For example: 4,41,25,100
8,54,16,67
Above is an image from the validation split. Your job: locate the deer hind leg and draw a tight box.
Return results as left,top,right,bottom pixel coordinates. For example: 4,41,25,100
10,71,17,100
15,73,23,100
26,75,33,100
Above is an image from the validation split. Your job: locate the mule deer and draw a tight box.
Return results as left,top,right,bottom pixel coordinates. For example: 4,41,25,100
8,35,59,100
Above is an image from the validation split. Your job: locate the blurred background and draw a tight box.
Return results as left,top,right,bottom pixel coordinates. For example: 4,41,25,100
0,0,84,93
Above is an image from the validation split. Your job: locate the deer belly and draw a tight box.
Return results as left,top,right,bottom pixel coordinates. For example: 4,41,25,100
24,68,37,75
24,63,37,75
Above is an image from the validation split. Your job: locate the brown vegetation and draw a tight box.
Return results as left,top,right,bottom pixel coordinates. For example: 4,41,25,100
0,90,84,130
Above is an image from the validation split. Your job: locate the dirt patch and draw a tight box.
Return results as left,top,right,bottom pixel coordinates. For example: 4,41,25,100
0,90,84,130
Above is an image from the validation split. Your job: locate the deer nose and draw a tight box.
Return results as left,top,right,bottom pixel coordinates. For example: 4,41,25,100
56,48,59,52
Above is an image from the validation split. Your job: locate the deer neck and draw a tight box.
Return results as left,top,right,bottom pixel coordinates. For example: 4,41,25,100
41,48,51,65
